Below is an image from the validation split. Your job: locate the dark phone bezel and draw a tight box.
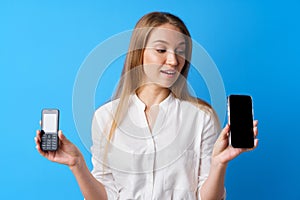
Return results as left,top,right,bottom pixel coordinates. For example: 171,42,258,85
228,95,254,148
41,109,60,151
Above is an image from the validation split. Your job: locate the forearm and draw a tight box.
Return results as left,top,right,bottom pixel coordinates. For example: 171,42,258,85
70,156,108,200
200,159,226,200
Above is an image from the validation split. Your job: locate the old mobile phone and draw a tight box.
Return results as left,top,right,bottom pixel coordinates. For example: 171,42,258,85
228,95,254,148
40,109,59,151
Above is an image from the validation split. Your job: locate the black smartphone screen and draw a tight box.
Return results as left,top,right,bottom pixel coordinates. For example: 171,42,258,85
228,95,254,148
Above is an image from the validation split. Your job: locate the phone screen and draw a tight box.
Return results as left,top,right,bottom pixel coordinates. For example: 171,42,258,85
228,95,254,148
42,109,59,134
43,113,58,133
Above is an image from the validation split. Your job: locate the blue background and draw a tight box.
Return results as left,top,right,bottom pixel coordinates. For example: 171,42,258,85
1,0,299,199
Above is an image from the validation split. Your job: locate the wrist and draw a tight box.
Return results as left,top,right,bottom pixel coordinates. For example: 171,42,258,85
69,154,85,172
211,157,228,171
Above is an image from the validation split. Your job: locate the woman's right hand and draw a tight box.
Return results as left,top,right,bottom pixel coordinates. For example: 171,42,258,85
34,130,83,168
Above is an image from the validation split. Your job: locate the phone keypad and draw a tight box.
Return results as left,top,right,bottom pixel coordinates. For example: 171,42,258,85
41,133,58,151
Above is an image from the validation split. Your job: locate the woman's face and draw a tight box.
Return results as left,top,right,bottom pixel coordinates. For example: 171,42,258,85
142,23,186,88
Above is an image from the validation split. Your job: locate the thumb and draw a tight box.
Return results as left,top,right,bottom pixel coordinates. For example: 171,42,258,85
219,124,230,140
213,124,230,157
58,130,71,144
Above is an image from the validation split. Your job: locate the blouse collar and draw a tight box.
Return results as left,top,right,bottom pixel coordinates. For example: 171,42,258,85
131,92,175,111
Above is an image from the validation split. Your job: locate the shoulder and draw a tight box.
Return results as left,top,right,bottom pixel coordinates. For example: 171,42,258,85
93,98,120,120
177,97,220,129
177,97,214,116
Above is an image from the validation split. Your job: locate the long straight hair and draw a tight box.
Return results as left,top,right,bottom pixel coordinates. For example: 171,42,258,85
107,12,219,142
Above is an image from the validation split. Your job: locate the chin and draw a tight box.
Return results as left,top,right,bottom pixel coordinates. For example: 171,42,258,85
158,80,177,89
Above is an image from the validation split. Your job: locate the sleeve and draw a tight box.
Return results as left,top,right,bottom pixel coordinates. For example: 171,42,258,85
197,111,226,200
90,109,121,200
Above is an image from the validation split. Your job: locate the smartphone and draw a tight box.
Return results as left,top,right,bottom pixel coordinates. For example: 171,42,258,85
40,109,59,151
228,95,254,148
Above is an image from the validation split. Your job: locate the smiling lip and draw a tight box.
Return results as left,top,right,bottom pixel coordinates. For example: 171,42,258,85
160,69,177,77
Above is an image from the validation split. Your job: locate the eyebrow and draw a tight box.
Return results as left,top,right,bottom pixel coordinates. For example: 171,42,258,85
152,40,186,46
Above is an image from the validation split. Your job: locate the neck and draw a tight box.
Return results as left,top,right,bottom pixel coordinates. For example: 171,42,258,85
136,85,170,109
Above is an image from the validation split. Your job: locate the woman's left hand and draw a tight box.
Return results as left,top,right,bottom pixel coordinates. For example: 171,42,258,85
212,120,259,166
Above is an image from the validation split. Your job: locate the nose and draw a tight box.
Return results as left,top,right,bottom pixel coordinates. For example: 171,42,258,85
166,51,178,67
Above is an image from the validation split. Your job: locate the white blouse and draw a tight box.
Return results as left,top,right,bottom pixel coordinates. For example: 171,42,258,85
91,93,222,200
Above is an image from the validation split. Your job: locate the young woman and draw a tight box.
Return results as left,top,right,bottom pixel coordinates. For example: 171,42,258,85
35,12,258,200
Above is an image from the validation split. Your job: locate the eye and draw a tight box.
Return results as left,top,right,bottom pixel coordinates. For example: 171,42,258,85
175,49,186,55
156,49,167,53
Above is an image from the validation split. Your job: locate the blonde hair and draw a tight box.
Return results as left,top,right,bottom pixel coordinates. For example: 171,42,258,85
106,11,218,146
